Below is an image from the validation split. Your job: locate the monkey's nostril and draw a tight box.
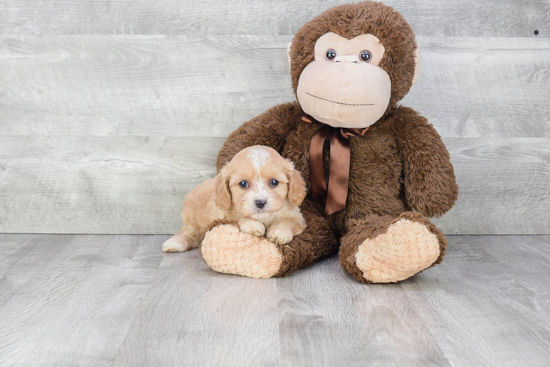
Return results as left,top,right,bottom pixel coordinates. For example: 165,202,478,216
255,199,267,209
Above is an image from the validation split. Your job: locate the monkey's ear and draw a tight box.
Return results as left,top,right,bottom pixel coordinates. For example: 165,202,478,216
287,41,292,67
215,167,232,211
412,47,421,86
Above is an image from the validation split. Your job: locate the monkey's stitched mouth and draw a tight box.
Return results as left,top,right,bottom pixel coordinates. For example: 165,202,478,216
305,92,375,107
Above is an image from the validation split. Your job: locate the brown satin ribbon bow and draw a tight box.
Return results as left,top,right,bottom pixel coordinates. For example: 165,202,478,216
303,116,369,215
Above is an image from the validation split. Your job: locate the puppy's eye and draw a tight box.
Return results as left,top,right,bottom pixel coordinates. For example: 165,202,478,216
269,179,279,187
239,181,249,189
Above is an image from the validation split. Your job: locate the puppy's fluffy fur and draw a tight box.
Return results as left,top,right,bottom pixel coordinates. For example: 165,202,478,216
162,146,307,252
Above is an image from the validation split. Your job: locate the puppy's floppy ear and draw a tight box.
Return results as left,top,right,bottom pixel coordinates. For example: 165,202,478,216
215,166,232,211
285,159,306,206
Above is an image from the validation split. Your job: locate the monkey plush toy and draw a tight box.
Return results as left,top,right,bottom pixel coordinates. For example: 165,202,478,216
200,1,458,283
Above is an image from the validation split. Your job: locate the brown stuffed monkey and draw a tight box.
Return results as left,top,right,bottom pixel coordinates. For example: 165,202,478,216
200,1,458,283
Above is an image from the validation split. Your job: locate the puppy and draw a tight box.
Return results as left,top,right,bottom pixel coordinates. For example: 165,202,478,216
162,145,307,253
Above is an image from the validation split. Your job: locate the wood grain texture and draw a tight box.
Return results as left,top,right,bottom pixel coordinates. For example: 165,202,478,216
1,36,549,138
404,37,550,138
0,136,548,234
0,136,224,234
1,15,549,235
277,257,450,366
433,138,550,235
0,235,163,366
0,234,72,306
472,236,550,304
112,244,280,367
0,35,293,138
402,235,550,367
0,0,548,37
1,234,550,366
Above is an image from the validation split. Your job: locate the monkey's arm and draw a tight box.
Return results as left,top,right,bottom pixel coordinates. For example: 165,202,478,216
391,107,458,217
216,102,299,171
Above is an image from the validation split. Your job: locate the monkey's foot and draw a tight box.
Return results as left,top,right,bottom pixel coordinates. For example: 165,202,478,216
201,224,282,279
355,216,441,283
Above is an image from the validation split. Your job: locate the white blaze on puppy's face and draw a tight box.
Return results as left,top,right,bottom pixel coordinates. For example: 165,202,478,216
223,146,293,219
248,146,270,172
246,147,271,218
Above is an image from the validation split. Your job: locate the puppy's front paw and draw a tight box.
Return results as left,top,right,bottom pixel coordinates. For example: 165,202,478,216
238,218,266,237
162,235,192,252
266,225,293,245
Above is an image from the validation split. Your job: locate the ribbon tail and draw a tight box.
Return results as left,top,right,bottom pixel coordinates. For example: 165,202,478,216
325,130,351,215
309,125,332,204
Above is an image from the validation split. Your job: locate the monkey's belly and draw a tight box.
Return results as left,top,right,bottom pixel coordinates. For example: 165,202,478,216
282,118,406,219
345,134,405,215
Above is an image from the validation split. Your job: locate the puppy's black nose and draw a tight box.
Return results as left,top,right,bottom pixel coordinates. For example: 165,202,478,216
255,199,267,209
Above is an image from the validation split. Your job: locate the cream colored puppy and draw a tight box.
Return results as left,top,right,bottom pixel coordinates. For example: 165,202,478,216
162,146,307,253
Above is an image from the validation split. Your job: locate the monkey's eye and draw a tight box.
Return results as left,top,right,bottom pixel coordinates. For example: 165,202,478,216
269,179,279,187
326,49,337,61
239,181,249,189
360,50,372,62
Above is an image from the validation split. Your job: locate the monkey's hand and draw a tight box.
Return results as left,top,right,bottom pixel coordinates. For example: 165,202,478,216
392,107,458,217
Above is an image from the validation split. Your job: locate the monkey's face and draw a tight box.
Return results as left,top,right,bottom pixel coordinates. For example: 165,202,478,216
297,32,391,129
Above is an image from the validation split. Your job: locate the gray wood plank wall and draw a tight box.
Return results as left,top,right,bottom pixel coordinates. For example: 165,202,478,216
0,1,549,234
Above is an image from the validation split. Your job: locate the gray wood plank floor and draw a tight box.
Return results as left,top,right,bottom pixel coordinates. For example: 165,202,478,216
1,235,549,366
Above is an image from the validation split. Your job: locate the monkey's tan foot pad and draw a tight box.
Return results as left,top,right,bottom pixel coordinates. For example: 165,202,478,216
201,224,282,279
355,219,440,283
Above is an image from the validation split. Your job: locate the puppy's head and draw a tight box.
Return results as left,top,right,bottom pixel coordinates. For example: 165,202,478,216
215,146,306,220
